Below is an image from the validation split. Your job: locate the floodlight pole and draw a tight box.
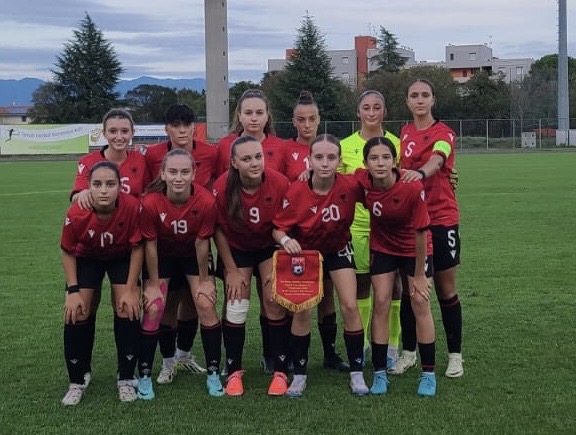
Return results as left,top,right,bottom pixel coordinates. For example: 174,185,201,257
204,0,229,141
558,0,569,143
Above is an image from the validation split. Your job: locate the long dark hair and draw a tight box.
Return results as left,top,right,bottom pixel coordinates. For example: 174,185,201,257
406,78,436,97
89,160,121,182
293,90,318,112
226,135,262,225
231,89,275,135
363,136,397,161
145,148,195,194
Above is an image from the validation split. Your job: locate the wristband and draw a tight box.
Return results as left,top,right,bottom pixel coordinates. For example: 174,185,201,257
280,235,291,246
417,169,426,180
66,284,80,294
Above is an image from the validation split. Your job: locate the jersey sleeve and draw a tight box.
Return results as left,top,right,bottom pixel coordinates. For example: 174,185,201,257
197,199,216,240
432,127,456,161
139,195,158,241
60,208,78,253
273,186,300,233
71,155,91,195
411,182,431,231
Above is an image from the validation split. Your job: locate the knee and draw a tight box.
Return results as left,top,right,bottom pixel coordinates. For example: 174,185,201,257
226,299,250,324
142,298,166,331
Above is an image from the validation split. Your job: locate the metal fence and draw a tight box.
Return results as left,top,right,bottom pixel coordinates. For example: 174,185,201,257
246,118,576,150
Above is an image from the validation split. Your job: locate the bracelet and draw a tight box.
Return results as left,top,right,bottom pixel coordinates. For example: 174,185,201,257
280,235,291,246
66,284,80,294
417,169,426,180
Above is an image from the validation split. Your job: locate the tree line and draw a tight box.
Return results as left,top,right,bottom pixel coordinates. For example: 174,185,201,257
30,13,575,129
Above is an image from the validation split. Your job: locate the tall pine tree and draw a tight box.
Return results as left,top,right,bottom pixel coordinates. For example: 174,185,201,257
373,26,406,73
263,12,355,130
30,13,124,123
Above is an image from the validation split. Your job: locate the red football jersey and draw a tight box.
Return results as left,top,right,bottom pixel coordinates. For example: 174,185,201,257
400,121,459,226
216,133,285,176
72,148,147,198
60,193,142,259
213,168,290,251
273,173,362,253
354,169,432,256
141,140,218,188
139,186,216,257
280,139,311,182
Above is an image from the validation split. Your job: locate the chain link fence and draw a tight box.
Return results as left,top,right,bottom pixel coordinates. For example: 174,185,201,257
256,118,576,150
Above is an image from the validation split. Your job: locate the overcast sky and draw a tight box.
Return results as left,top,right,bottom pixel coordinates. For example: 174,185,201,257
1,0,574,82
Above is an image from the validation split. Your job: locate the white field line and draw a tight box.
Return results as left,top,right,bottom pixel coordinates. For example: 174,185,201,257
0,189,68,197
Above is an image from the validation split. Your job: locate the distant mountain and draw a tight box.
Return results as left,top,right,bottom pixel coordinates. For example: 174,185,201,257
0,76,207,106
0,78,45,106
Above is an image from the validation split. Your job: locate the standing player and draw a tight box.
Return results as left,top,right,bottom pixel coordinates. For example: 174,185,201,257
340,91,402,369
273,134,368,398
213,135,291,396
280,91,348,371
138,149,223,399
140,104,217,384
71,109,146,209
61,161,143,405
216,88,285,373
68,108,146,386
356,136,437,396
216,88,285,175
395,78,463,378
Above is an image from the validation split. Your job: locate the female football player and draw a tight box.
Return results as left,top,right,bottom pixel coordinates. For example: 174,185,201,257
61,161,143,405
273,134,368,398
138,148,223,399
213,135,291,396
395,79,463,379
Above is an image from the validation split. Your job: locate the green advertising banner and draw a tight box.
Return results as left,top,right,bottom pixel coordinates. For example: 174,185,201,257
0,125,89,155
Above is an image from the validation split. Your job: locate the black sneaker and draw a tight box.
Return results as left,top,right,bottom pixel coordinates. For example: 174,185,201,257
323,354,350,372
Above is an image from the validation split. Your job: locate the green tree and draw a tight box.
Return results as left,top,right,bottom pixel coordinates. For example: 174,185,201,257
177,88,206,120
228,80,260,120
521,54,576,121
363,65,460,121
373,26,406,73
123,84,178,123
263,12,355,137
461,71,511,119
29,82,68,123
31,13,124,123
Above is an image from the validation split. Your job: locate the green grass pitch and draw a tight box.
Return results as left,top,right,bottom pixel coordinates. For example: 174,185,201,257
0,152,574,434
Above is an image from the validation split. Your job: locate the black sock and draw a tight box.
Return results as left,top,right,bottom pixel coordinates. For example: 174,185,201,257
259,315,271,359
343,329,364,372
114,316,140,381
318,312,337,359
371,342,388,372
176,318,198,352
290,333,311,375
268,317,290,374
200,322,222,375
138,328,159,378
85,315,96,375
400,296,417,352
64,320,92,384
158,323,177,359
418,342,436,372
223,320,245,375
439,295,462,353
